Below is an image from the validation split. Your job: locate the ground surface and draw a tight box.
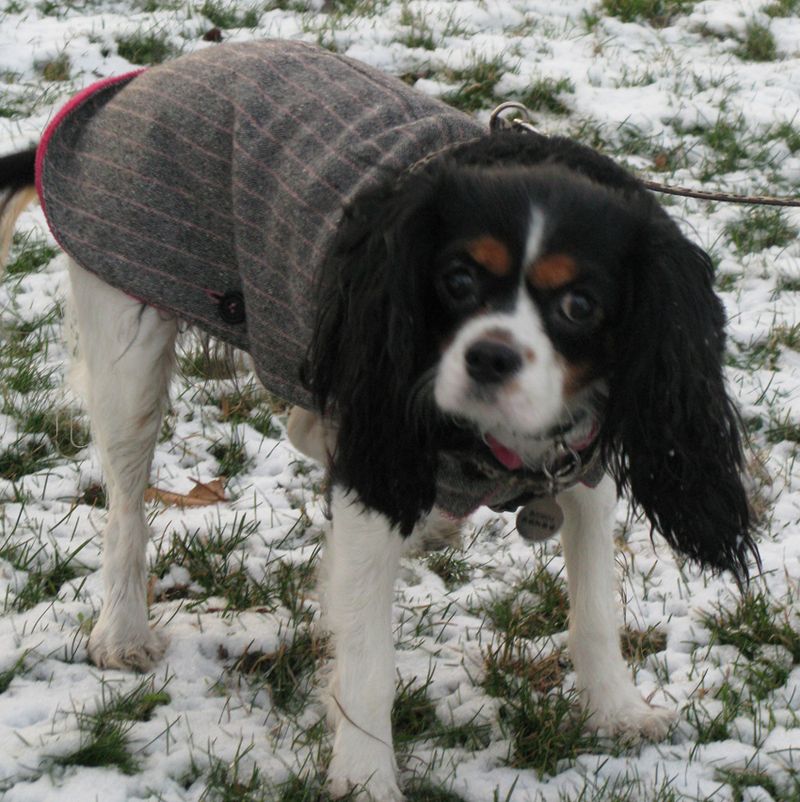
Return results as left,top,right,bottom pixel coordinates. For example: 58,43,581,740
2,0,800,800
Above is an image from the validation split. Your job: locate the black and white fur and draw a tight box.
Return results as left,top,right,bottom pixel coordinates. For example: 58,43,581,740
0,130,756,801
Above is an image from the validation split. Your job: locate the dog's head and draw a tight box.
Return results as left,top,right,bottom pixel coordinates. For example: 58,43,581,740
306,132,755,580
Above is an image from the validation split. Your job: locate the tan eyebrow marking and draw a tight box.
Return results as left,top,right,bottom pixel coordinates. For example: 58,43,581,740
466,237,512,277
528,253,578,290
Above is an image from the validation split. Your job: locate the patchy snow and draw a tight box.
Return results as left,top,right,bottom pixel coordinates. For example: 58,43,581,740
2,0,800,800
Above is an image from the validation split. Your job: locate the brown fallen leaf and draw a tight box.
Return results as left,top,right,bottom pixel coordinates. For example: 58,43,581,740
144,477,228,507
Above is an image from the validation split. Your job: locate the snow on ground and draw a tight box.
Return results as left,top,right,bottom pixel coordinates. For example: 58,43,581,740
1,0,800,800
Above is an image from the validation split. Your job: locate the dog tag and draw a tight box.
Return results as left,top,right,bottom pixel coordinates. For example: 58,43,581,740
516,498,564,542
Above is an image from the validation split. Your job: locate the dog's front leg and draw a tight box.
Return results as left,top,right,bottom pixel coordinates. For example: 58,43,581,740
559,476,675,739
323,486,405,802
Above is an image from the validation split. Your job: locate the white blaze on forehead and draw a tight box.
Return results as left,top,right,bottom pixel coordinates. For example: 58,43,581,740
433,207,569,443
523,205,546,271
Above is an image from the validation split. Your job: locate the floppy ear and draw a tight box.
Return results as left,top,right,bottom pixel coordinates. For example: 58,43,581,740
602,211,757,582
303,171,443,534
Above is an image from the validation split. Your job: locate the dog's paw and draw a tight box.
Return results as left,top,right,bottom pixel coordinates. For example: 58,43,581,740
88,623,167,672
328,727,404,802
586,693,676,741
327,767,405,802
328,773,405,802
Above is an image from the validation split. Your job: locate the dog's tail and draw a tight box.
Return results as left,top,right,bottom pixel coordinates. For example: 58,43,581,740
0,147,38,269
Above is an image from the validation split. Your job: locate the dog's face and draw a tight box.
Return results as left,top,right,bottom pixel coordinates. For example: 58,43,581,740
307,138,754,579
429,167,632,465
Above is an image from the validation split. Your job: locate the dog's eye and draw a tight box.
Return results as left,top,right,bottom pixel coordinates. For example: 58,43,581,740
559,291,597,324
438,261,480,310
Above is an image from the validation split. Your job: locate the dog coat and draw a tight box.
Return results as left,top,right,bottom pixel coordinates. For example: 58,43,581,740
36,39,485,406
36,40,598,519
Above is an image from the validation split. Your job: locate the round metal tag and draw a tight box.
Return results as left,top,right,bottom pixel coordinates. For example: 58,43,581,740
516,498,564,542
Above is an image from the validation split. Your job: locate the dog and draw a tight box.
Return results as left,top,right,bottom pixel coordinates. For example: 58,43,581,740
0,39,756,801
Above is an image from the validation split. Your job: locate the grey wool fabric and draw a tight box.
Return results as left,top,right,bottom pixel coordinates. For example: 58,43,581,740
38,39,484,408
38,39,591,519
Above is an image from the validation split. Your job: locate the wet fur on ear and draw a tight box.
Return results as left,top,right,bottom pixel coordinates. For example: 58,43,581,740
601,211,757,582
303,171,444,535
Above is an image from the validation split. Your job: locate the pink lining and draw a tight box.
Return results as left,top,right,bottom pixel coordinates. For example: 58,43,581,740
35,70,146,211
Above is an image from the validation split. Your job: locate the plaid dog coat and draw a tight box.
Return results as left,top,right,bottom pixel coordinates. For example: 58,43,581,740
35,40,598,518
36,39,483,407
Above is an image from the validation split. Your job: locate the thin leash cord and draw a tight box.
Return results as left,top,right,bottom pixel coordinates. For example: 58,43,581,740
638,180,800,207
488,102,800,208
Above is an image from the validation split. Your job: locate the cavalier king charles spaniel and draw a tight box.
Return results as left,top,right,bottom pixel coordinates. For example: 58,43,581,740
0,44,756,802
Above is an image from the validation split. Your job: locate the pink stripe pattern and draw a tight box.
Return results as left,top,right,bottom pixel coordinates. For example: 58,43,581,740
36,40,483,409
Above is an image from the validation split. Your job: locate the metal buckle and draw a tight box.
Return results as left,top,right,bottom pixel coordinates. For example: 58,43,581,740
489,102,541,135
542,438,582,496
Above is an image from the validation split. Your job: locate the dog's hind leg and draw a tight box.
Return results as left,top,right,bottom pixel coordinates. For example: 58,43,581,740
69,260,178,671
323,486,405,802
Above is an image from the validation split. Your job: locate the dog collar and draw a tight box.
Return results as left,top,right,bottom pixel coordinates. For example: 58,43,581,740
483,410,600,480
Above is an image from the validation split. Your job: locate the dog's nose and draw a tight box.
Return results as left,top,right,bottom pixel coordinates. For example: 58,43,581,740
465,340,522,384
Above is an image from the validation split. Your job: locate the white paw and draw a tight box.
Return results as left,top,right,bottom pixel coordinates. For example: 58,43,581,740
88,619,167,672
327,726,404,802
585,690,676,741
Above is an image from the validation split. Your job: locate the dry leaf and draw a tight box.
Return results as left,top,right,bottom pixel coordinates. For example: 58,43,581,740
144,478,228,508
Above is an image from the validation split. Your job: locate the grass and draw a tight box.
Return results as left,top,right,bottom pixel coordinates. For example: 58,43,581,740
764,0,800,15
765,411,800,445
689,589,800,734
215,384,282,439
202,756,265,802
736,23,778,62
691,117,750,179
151,517,317,612
0,437,54,481
209,434,251,477
55,678,170,774
0,653,27,693
150,517,276,610
426,548,471,589
773,121,800,154
0,316,55,365
2,360,54,394
701,589,800,663
0,80,63,120
116,30,177,65
483,645,567,699
199,0,260,29
728,323,800,372
441,56,507,113
391,673,492,750
179,346,239,380
513,77,574,116
1,1,799,799
322,0,387,15
600,0,694,27
200,756,360,801
501,684,599,776
396,6,436,50
483,563,569,642
715,769,783,802
0,533,91,612
392,675,440,744
39,53,70,81
667,112,798,182
21,407,88,457
725,207,798,253
229,629,318,714
620,626,668,663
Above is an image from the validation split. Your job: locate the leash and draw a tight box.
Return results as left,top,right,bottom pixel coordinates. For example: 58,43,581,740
489,102,800,208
